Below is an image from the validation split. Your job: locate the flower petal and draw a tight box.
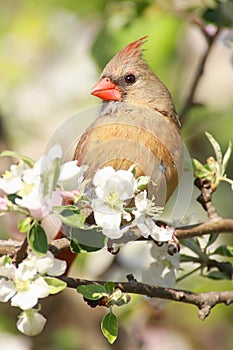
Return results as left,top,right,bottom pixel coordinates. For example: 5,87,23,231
17,309,46,336
0,279,15,302
11,291,38,310
92,199,122,238
93,167,115,187
59,162,87,191
47,258,67,276
150,223,174,242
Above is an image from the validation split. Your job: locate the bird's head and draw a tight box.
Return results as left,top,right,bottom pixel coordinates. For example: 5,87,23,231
90,36,177,122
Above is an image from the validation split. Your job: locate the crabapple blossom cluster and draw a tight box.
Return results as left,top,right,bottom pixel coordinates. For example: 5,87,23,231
0,145,177,337
0,144,87,219
0,145,173,242
91,166,170,240
0,251,67,336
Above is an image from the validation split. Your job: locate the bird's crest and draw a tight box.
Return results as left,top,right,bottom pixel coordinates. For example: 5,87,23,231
116,35,148,63
103,36,148,73
116,36,148,60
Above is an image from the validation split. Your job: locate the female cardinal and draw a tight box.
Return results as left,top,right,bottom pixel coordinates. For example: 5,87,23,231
54,36,183,272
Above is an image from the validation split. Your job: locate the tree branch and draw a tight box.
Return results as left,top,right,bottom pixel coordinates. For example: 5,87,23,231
0,218,233,257
180,26,221,123
176,218,233,239
59,275,233,320
194,178,221,221
0,237,70,257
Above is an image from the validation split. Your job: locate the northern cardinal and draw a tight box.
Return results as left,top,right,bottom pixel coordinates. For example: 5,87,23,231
54,36,183,272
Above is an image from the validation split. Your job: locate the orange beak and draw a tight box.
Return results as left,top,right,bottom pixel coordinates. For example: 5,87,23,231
90,77,121,101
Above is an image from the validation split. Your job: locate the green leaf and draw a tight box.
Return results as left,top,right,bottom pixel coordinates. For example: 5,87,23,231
44,277,67,294
57,209,86,228
77,284,107,300
71,227,105,251
180,254,201,263
70,235,104,254
2,256,12,265
70,238,102,253
101,310,118,344
70,238,83,254
41,157,60,198
222,141,232,173
136,176,150,190
205,132,222,166
181,238,203,257
28,224,48,256
130,164,136,177
206,271,231,281
53,205,78,213
206,233,218,248
17,217,31,233
0,150,34,168
7,194,22,204
104,282,115,294
192,159,212,178
110,291,131,307
213,245,233,257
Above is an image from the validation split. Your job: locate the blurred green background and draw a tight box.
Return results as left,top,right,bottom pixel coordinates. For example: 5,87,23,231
0,0,232,349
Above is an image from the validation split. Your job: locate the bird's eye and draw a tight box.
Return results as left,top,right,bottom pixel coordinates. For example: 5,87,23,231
125,74,136,84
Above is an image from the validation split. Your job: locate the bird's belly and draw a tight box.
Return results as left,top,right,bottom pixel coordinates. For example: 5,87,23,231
74,108,183,203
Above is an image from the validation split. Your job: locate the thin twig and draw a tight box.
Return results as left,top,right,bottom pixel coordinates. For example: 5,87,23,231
176,265,202,282
0,237,71,257
0,239,21,256
59,275,233,320
12,236,28,266
180,27,221,123
194,178,221,220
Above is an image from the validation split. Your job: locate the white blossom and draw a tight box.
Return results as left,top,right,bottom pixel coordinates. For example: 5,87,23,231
0,257,16,283
0,161,25,194
17,309,46,336
58,161,88,191
15,187,45,218
142,244,180,288
92,198,122,238
91,167,137,238
28,250,67,276
11,277,50,310
0,258,49,310
93,166,115,189
39,144,62,174
0,279,16,302
93,167,136,207
0,144,89,219
134,191,161,215
15,187,62,218
133,191,170,242
22,160,42,186
15,144,64,217
0,251,66,311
